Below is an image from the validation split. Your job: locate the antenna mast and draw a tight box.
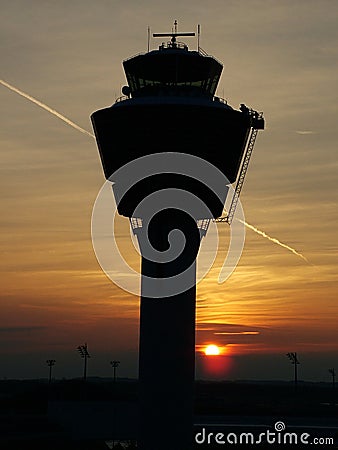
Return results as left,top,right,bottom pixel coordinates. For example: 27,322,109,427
153,20,195,46
147,26,150,52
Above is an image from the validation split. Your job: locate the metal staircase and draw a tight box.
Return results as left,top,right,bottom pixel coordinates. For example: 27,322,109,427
216,111,264,224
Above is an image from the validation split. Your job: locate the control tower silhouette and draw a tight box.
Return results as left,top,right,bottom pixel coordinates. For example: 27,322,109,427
91,22,264,450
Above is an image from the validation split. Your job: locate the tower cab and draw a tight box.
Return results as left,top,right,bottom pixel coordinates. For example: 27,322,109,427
123,32,222,100
91,25,264,219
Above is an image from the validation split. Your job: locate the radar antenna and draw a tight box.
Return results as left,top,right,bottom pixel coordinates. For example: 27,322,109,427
153,20,195,45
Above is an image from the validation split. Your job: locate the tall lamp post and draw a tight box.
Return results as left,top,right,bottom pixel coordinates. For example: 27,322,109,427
329,368,336,405
329,368,336,390
77,343,90,381
110,360,120,383
46,359,56,384
286,352,300,390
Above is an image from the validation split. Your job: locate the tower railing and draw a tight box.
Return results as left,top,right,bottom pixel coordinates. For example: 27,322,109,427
159,41,188,51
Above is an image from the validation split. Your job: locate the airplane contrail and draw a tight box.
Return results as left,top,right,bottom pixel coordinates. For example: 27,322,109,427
0,79,95,139
238,219,310,264
1,78,310,264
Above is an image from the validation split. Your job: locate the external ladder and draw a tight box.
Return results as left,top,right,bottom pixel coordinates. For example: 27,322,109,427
216,111,264,224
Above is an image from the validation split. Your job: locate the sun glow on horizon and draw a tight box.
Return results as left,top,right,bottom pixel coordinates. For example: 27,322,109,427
204,344,220,356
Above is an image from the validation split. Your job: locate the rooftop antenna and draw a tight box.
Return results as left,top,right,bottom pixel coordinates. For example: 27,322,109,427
147,26,150,52
197,24,201,51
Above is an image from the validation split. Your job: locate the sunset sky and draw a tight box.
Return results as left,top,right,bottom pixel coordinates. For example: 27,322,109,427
1,0,337,381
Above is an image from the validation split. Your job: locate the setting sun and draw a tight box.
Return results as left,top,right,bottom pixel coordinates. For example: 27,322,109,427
204,344,220,356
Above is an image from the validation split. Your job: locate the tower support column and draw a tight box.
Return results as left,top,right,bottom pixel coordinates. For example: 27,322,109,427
136,216,200,450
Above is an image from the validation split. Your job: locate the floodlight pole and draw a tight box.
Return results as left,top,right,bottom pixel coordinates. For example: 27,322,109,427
329,368,336,405
84,349,87,381
329,368,336,390
77,343,90,382
286,352,300,390
46,359,56,384
110,360,120,383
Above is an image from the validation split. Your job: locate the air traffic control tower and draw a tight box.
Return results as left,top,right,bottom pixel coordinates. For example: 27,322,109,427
91,23,264,450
